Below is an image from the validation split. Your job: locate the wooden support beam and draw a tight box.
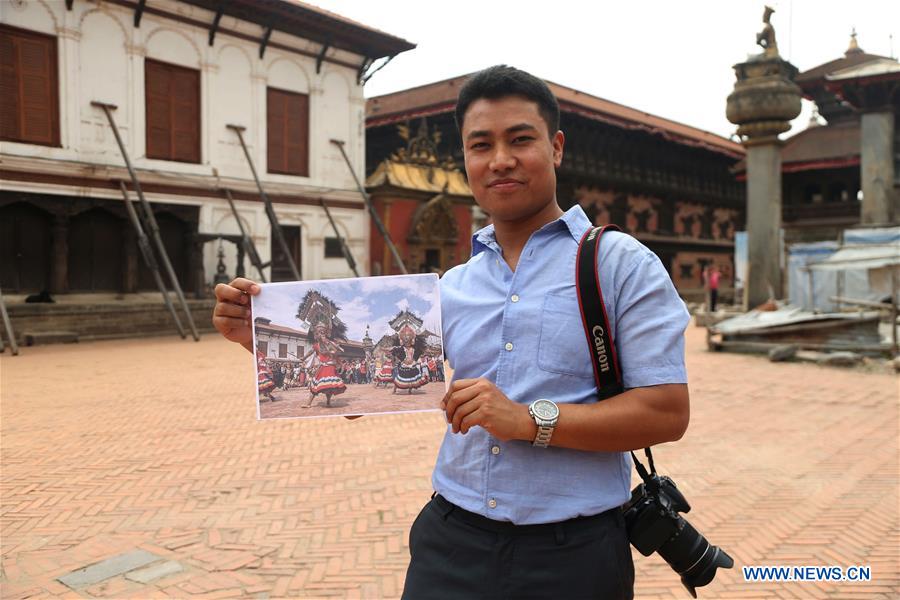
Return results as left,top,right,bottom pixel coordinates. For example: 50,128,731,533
134,0,147,27
316,39,331,74
259,25,273,59
361,54,395,85
208,2,226,47
356,57,373,84
65,0,74,10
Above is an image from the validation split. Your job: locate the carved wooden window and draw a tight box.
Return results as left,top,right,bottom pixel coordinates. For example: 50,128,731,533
279,343,287,359
267,87,309,176
145,59,201,163
717,221,731,239
0,25,59,146
258,340,268,355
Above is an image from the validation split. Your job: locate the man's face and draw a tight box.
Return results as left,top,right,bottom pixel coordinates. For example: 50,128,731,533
461,96,564,224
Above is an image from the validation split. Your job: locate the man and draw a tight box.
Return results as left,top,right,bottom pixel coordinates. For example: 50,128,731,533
212,65,690,599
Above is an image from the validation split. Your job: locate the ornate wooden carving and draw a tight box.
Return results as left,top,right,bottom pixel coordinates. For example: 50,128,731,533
408,195,458,245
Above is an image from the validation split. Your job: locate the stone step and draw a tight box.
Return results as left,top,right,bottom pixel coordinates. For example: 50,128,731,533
22,331,79,345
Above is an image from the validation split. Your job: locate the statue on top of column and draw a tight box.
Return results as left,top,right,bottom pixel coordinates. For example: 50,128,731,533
755,6,779,57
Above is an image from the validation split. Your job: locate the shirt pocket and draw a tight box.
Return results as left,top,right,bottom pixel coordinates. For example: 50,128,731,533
537,292,594,379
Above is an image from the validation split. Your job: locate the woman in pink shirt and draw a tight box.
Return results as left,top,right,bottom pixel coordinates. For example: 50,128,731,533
705,266,721,312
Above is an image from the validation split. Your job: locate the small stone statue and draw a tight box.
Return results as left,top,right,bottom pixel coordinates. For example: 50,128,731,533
756,6,779,57
213,239,231,285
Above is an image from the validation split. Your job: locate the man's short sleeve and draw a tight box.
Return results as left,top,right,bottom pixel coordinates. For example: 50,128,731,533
612,251,690,389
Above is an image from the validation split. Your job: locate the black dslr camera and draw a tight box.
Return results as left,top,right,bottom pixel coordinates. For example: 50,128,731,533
622,455,733,598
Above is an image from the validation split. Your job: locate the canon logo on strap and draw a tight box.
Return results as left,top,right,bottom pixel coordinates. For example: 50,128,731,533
592,325,610,373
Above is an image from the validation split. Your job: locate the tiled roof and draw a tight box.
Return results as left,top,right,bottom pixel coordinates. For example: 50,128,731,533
732,119,860,174
796,51,894,85
366,74,743,158
366,161,472,196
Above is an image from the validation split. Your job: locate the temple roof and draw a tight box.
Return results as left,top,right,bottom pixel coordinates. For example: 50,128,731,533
389,310,423,332
733,119,860,175
179,0,415,60
366,160,472,197
781,120,860,170
825,57,900,81
796,47,894,87
366,74,744,159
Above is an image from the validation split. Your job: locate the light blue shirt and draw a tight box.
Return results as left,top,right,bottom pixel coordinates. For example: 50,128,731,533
435,205,690,525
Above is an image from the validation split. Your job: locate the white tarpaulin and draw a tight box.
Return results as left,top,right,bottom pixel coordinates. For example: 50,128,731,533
786,241,842,311
808,243,900,271
788,227,900,310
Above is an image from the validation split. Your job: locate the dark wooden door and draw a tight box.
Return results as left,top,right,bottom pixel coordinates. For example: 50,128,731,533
270,225,301,282
0,202,52,292
67,208,123,291
137,212,190,292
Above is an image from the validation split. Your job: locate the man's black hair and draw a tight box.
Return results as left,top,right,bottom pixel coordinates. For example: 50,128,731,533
455,65,560,137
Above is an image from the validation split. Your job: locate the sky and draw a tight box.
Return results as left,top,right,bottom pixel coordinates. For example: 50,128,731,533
252,273,442,344
311,0,898,140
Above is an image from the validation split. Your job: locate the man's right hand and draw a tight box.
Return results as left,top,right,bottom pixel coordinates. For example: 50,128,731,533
213,277,261,353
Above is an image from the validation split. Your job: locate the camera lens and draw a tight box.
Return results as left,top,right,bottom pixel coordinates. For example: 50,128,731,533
657,518,734,598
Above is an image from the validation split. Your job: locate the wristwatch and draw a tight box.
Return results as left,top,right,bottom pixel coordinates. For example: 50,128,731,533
528,399,559,448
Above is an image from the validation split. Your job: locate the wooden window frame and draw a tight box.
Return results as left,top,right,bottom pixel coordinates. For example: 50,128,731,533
0,24,60,147
266,86,309,177
144,58,201,164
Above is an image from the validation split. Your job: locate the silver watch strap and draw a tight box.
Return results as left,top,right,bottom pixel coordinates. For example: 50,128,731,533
533,424,554,447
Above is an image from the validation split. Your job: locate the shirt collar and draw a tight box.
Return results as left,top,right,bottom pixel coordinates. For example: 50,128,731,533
470,205,592,256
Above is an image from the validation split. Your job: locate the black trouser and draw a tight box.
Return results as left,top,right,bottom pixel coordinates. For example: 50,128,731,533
402,495,634,600
709,289,718,312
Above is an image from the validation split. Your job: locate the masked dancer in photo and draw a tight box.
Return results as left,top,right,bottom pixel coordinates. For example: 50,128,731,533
256,349,277,402
391,324,429,394
374,355,394,387
304,320,346,407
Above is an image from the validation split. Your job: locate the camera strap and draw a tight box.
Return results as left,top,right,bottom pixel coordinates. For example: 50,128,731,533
575,225,655,484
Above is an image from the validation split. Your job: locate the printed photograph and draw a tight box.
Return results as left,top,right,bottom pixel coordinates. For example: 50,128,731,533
251,274,445,419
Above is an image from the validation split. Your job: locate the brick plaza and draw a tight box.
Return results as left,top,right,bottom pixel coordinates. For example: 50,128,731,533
1,326,897,599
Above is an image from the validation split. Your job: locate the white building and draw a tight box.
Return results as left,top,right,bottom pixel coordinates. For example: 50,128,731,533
1,0,414,296
254,318,308,363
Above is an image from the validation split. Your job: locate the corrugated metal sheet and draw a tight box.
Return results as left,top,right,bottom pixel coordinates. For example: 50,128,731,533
712,305,881,334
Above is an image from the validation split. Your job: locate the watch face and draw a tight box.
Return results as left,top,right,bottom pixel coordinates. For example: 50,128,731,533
533,400,559,420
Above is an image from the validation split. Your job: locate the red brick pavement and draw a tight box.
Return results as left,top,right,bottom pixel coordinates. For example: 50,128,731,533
1,326,897,599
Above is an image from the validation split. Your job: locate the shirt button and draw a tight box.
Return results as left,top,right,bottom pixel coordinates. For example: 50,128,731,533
504,342,513,351
491,445,500,455
488,499,497,509
511,294,520,303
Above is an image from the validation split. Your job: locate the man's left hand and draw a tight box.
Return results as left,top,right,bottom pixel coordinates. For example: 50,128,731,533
442,378,534,442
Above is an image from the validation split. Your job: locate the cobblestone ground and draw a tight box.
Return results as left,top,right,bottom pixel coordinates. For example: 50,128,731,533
1,326,897,599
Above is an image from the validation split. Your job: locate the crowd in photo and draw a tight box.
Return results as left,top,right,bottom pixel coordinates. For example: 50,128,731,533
257,353,444,398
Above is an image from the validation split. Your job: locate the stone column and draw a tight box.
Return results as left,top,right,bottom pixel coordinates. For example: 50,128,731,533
726,8,801,309
123,227,139,293
744,141,784,304
50,215,68,294
859,110,895,224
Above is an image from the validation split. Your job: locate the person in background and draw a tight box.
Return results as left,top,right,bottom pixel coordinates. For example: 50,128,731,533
704,265,721,312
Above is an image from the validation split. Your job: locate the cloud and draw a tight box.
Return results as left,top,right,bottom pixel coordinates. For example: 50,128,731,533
252,275,441,343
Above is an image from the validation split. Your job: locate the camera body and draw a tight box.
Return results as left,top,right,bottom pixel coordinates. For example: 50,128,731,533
622,473,733,598
623,474,690,556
